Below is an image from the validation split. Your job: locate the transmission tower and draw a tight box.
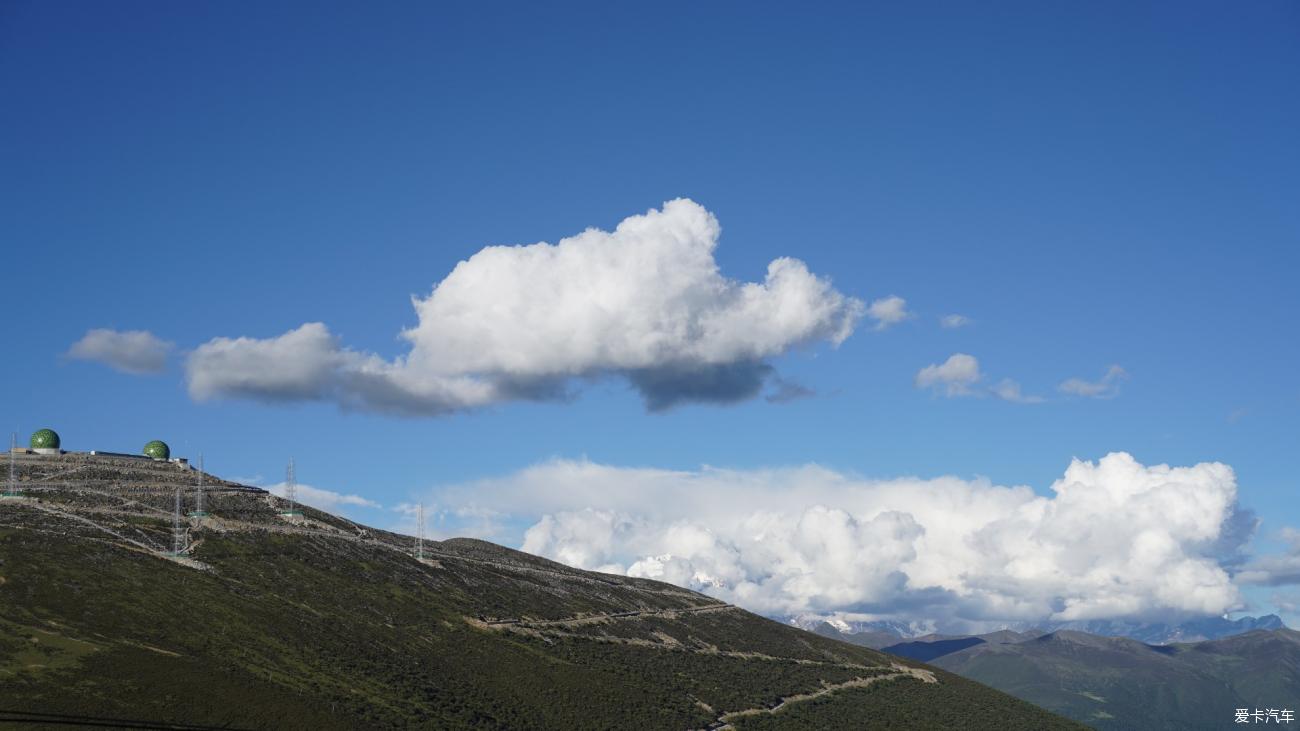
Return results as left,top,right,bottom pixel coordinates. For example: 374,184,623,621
172,486,184,555
417,502,425,561
189,453,208,517
5,433,17,499
279,457,302,517
197,453,205,514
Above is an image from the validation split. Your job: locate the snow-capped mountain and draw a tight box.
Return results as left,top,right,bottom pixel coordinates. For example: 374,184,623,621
783,613,936,639
784,612,1287,646
1038,614,1286,645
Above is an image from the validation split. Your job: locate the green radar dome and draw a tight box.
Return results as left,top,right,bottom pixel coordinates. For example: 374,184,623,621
30,429,60,450
143,440,171,460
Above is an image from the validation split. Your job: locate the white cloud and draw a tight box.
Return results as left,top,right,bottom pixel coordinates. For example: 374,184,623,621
524,510,641,575
424,453,1253,628
1060,365,1128,399
866,295,911,331
915,355,1048,404
185,199,864,414
1237,529,1300,586
187,323,356,402
992,378,1045,404
915,353,982,396
266,481,381,514
1272,593,1300,618
67,329,173,375
390,502,506,543
939,314,971,329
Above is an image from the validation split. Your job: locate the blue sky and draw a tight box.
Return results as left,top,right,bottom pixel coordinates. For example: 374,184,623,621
2,2,1298,627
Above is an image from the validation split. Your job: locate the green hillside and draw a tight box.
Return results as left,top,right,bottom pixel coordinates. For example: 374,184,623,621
0,453,1083,730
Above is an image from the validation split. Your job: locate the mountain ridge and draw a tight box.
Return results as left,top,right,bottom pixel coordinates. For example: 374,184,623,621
794,612,1287,648
875,626,1300,729
0,453,1083,730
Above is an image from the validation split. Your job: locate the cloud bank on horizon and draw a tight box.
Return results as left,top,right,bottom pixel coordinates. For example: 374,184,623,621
424,452,1260,630
264,480,380,515
184,199,865,414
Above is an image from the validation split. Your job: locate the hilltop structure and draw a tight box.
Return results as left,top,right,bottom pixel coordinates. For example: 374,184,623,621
29,428,61,455
9,428,189,468
143,440,171,461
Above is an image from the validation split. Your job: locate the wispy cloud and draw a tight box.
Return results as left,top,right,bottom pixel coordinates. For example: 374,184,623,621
991,378,1045,404
939,314,971,329
1236,528,1300,587
915,353,982,396
67,329,173,375
392,502,507,542
265,481,382,515
916,354,1045,403
765,376,815,404
1059,365,1128,399
866,295,912,331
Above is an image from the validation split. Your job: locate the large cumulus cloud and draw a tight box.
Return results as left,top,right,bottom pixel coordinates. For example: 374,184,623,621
426,452,1255,628
185,199,863,414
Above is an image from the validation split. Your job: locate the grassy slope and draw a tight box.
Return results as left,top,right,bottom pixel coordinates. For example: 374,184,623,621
0,455,1084,730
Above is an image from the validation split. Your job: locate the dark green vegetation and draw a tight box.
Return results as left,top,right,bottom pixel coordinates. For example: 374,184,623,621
889,628,1300,730
0,454,1084,729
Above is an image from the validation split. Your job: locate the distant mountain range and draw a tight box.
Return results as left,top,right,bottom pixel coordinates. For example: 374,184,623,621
789,613,1286,647
800,622,1300,730
1033,614,1286,645
900,628,1300,730
795,614,1297,728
